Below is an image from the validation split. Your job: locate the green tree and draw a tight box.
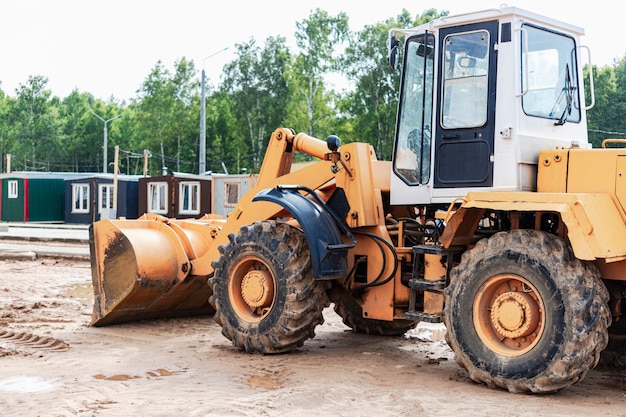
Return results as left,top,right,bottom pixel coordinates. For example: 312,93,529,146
221,36,292,171
341,9,447,159
290,9,350,137
58,90,101,171
169,58,199,173
585,64,616,147
133,60,177,175
10,75,62,171
0,89,15,172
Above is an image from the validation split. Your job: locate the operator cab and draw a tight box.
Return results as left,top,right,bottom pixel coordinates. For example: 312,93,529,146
388,6,594,205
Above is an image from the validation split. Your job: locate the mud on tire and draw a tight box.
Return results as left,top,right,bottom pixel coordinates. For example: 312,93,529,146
443,229,610,393
209,221,329,354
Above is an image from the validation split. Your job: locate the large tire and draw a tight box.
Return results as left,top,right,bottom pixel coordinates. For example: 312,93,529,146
600,318,626,367
327,284,418,336
209,221,329,354
444,229,610,393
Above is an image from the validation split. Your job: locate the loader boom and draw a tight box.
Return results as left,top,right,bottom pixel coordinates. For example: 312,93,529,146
90,128,369,325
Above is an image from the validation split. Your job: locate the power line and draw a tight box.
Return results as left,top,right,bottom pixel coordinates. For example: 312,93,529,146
588,128,626,136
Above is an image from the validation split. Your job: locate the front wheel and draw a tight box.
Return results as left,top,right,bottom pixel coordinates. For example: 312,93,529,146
444,229,610,393
209,221,328,354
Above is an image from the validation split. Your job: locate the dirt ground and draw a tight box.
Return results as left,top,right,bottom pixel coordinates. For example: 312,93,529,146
0,258,625,417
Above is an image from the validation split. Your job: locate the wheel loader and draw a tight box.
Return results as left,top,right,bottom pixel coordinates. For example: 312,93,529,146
89,6,626,393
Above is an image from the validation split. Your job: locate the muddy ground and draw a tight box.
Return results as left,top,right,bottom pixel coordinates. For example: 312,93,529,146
0,258,625,417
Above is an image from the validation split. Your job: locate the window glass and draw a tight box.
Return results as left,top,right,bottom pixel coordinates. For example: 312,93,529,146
99,184,114,212
521,24,580,123
72,184,89,213
441,30,489,129
225,183,239,207
148,182,168,214
7,180,18,199
393,33,435,185
179,182,200,214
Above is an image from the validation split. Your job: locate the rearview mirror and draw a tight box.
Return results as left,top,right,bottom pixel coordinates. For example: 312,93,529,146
388,36,399,71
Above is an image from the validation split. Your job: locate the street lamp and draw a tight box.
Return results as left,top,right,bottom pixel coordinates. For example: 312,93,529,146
200,46,229,174
91,110,122,173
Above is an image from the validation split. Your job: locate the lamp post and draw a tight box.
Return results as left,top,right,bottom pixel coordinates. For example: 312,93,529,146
200,47,229,174
91,110,122,173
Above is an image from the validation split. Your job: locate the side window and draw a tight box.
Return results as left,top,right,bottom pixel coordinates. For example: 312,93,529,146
72,184,90,214
148,182,168,214
521,24,580,123
7,180,18,199
441,30,490,129
179,182,200,215
98,184,114,213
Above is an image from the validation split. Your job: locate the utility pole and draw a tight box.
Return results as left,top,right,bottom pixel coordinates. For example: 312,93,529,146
91,110,122,173
200,47,229,174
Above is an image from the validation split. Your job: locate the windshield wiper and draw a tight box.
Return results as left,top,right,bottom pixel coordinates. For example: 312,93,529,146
554,63,575,126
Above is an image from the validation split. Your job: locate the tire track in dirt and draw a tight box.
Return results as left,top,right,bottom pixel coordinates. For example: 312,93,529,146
0,329,69,354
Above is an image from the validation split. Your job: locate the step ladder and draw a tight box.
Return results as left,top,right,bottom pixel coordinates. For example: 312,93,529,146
405,244,448,323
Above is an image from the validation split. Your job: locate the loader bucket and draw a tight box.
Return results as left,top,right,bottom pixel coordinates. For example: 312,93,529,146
89,216,220,326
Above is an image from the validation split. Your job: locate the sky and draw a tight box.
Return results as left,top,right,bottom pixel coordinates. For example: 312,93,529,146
1,1,622,102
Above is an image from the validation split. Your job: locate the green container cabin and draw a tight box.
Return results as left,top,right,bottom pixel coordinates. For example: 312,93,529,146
0,173,79,222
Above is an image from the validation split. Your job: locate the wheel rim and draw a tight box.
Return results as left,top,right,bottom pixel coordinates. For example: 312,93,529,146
228,255,276,322
473,273,545,356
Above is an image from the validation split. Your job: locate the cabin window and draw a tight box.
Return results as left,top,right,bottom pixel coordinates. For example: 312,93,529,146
441,29,490,129
179,181,200,215
72,184,90,214
393,32,435,185
521,24,580,123
148,182,168,214
225,182,240,207
98,184,114,213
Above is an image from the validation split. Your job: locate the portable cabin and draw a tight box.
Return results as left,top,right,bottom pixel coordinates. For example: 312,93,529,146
210,174,256,217
65,174,141,224
0,172,80,223
138,173,212,219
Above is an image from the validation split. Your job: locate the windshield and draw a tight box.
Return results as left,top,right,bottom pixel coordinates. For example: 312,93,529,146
393,33,435,185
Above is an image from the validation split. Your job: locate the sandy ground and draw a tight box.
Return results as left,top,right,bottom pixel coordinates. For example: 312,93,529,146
0,258,625,417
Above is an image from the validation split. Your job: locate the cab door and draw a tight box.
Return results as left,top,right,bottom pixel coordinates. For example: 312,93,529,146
434,21,498,188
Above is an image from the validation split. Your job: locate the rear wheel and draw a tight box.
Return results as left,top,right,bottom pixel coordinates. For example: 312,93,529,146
209,221,328,354
327,283,418,336
444,229,610,393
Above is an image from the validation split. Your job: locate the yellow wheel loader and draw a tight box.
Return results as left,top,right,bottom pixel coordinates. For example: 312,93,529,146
89,6,625,393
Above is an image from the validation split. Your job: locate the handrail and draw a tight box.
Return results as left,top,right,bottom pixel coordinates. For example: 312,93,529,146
516,27,529,97
580,45,595,110
601,139,626,148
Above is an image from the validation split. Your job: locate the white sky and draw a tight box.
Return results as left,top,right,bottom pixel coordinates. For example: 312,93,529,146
0,1,622,102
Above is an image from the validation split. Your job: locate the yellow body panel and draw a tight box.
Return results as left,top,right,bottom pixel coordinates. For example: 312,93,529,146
462,191,626,262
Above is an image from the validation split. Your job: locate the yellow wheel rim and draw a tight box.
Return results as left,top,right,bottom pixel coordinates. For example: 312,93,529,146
228,256,276,323
473,274,545,356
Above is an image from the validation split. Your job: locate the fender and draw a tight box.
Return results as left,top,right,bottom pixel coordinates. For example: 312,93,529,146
441,191,626,262
253,186,354,279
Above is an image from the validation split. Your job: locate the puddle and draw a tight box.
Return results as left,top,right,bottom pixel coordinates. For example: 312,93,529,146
94,374,139,381
93,368,183,381
244,375,281,390
0,376,58,393
60,282,93,304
